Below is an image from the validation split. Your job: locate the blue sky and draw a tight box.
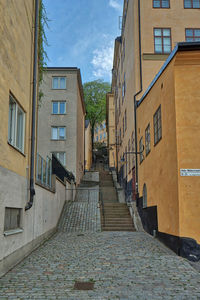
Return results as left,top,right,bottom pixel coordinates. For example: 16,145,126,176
43,0,123,83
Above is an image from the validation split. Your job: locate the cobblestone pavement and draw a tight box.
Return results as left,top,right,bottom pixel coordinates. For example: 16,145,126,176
0,187,200,299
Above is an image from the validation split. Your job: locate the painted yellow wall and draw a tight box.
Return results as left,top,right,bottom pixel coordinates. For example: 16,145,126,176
0,0,34,178
137,58,180,236
141,0,200,91
174,52,200,243
106,93,116,168
94,121,107,144
85,122,92,171
114,0,200,185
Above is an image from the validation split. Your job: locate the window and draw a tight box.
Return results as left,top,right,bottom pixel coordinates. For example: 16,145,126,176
96,136,98,141
4,207,22,232
103,132,106,138
120,128,121,143
122,72,126,102
154,28,171,54
8,94,25,153
186,29,200,42
52,77,66,89
139,137,144,163
154,105,162,145
53,152,66,166
52,101,66,114
153,0,170,8
184,0,200,8
100,134,102,140
51,127,66,140
145,124,151,155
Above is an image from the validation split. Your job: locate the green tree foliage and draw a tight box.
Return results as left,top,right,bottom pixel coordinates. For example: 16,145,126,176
38,0,49,103
83,80,110,151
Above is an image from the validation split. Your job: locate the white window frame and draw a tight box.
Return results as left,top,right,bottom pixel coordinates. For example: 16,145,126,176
8,94,25,153
51,127,66,140
52,77,66,89
52,101,66,114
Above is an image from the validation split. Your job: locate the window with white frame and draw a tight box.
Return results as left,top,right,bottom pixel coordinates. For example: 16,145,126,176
8,94,25,153
53,152,66,166
154,28,171,54
145,123,151,155
51,127,66,140
52,101,66,114
139,137,144,164
52,77,66,89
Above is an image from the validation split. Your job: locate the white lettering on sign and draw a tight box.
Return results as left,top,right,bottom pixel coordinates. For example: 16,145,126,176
180,169,200,176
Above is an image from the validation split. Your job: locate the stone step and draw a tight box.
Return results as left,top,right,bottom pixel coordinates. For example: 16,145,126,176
102,227,135,231
102,218,133,226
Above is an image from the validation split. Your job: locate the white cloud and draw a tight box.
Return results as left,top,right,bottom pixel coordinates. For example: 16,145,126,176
109,0,123,12
91,43,114,79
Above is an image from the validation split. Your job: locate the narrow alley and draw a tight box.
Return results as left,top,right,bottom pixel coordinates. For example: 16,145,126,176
0,169,200,300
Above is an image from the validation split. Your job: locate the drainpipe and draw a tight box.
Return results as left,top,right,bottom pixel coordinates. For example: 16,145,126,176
134,0,142,196
25,0,39,211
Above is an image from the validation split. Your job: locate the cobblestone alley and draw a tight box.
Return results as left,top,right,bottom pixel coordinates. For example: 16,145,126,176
0,179,200,299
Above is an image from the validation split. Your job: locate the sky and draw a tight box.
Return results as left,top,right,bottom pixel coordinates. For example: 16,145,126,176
43,0,123,84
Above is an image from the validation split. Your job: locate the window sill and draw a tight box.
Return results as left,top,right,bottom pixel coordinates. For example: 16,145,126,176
7,142,25,157
143,53,169,61
51,88,67,90
51,139,66,141
4,228,23,236
51,113,66,115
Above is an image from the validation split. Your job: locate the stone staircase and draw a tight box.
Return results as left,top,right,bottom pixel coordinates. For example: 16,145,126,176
99,169,135,232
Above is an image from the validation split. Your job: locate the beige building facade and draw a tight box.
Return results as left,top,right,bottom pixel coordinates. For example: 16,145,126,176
85,120,92,171
38,68,85,185
106,93,116,169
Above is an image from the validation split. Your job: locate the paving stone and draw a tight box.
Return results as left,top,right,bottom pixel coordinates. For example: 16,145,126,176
0,183,200,299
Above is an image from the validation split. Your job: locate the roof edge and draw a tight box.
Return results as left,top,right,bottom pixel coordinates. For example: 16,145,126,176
137,42,200,107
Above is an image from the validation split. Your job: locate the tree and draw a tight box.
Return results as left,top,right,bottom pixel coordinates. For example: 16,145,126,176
83,80,110,154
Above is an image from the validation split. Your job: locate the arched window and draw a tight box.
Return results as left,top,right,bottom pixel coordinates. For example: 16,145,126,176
143,184,147,208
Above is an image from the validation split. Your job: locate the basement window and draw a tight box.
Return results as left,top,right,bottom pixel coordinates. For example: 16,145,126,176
4,207,22,234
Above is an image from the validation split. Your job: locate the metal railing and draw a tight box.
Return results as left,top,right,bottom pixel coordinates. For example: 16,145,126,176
36,153,52,188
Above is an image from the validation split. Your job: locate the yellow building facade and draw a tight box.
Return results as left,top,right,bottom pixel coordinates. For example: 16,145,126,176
111,0,200,258
106,93,116,169
113,0,200,188
94,120,107,145
137,43,200,257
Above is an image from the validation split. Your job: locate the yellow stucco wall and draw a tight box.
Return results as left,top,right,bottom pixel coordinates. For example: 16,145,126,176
174,52,200,243
137,58,180,236
0,0,34,178
85,122,92,171
106,93,116,168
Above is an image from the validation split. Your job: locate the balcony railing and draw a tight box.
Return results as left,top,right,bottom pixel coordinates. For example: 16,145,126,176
36,153,52,188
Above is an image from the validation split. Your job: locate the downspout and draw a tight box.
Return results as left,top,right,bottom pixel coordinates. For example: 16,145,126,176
25,0,39,211
134,0,142,196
